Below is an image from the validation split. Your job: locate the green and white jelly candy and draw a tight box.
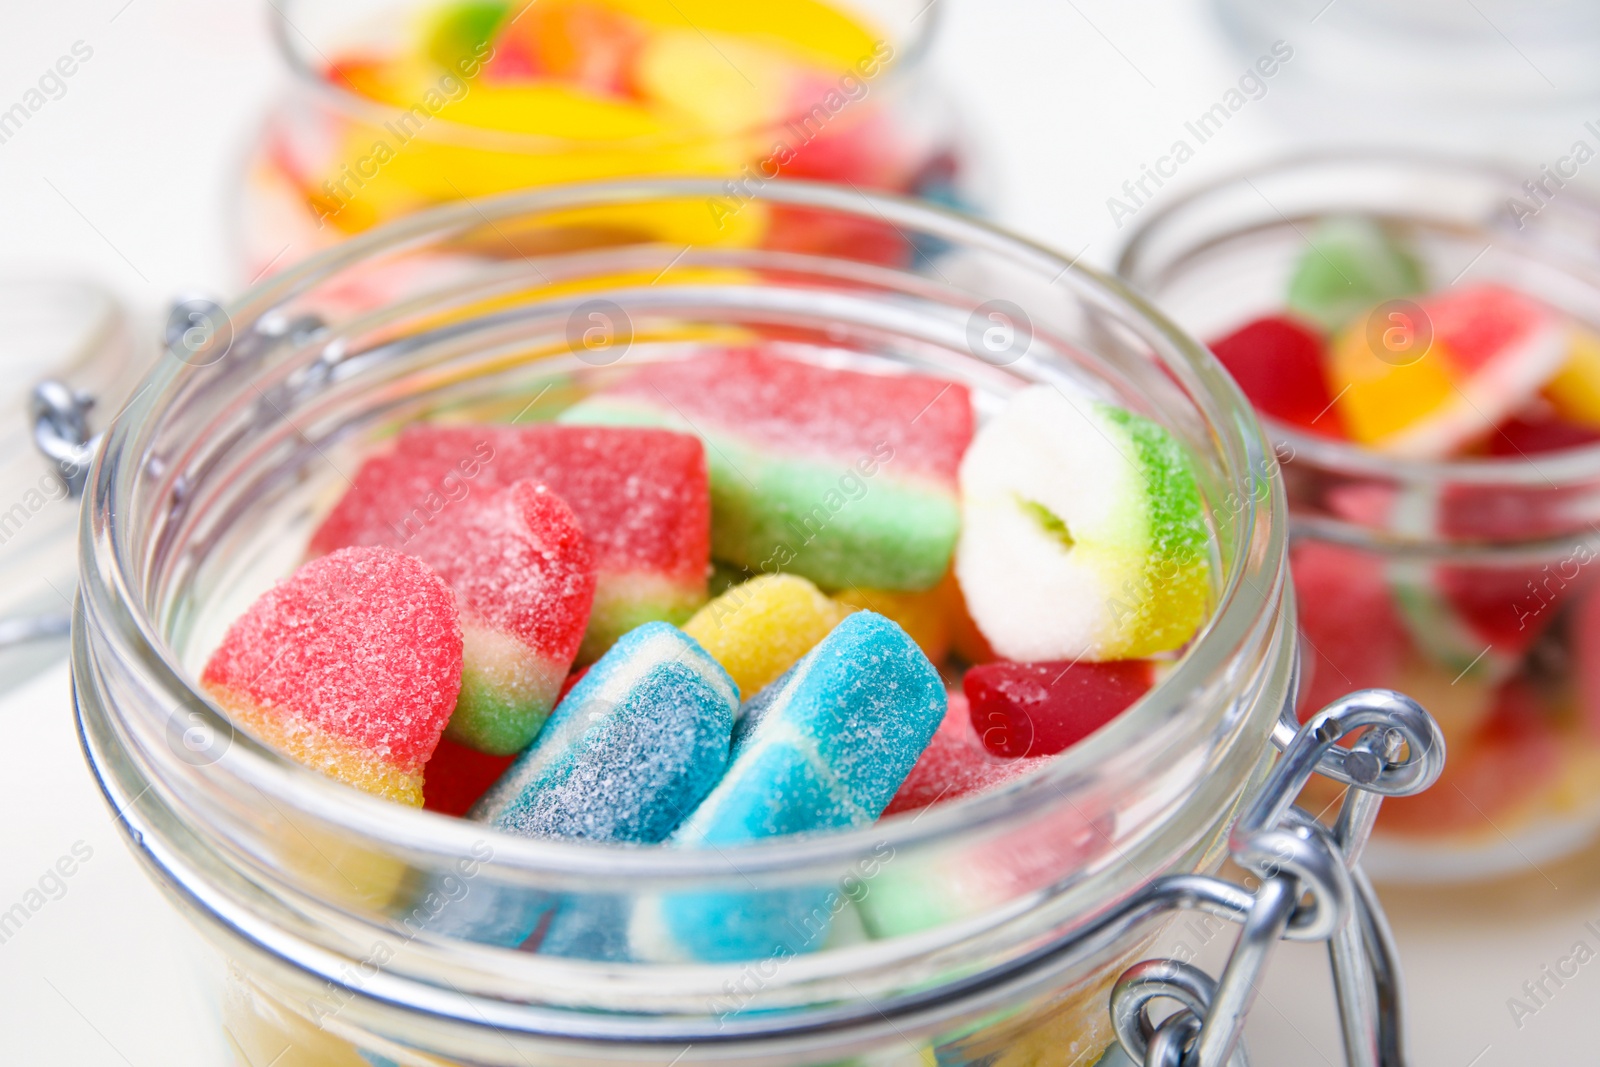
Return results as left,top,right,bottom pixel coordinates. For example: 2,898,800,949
1286,215,1426,333
955,386,1211,662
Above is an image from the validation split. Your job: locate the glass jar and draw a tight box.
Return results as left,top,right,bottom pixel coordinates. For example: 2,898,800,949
1118,152,1600,883
75,181,1302,1066
234,0,978,281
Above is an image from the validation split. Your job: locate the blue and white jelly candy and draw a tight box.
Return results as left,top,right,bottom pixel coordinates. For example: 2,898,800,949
635,611,946,961
472,622,739,843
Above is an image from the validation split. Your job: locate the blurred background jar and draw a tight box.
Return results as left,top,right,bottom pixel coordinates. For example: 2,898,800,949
1119,153,1600,883
235,0,978,280
1211,0,1600,176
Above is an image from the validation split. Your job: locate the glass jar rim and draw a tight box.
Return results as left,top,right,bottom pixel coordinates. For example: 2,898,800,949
82,177,1284,888
1115,148,1600,490
269,0,940,154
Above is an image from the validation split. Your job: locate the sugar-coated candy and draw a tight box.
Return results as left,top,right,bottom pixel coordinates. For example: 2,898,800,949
1328,283,1568,458
956,385,1210,662
403,480,596,755
1285,216,1425,332
559,348,972,592
310,423,710,663
472,623,738,843
1207,315,1344,436
883,694,1046,816
860,802,1107,939
832,583,951,664
201,546,462,806
636,611,945,960
681,574,849,698
965,659,1154,760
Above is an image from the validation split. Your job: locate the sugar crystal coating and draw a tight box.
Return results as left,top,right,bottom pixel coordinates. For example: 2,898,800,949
200,546,462,806
682,573,849,697
559,348,973,591
636,611,944,961
472,622,737,844
310,423,709,661
883,693,1046,816
956,385,1210,661
402,479,595,754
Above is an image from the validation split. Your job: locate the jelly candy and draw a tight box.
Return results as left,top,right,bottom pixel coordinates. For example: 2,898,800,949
1285,216,1425,333
964,659,1154,760
681,573,849,698
1487,413,1600,456
1389,559,1568,685
677,611,943,840
1291,541,1407,715
422,737,517,817
1544,330,1600,428
490,0,646,96
955,385,1210,662
1328,283,1568,458
1207,314,1344,435
860,802,1107,938
832,583,951,664
638,611,944,960
560,348,972,592
883,693,1046,816
472,623,737,842
201,547,462,806
310,423,710,663
1376,677,1559,837
405,480,596,755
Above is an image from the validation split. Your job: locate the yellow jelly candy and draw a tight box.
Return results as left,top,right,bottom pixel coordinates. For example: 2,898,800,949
633,29,795,136
1545,329,1600,428
1328,283,1568,458
683,574,849,697
1327,320,1457,449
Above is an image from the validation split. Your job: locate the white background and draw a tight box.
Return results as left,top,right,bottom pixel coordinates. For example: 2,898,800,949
1,1,1598,1063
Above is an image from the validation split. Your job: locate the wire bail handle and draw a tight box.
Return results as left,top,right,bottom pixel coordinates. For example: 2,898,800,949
1111,688,1444,1067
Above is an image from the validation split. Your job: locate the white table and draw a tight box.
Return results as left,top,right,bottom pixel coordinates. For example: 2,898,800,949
1,1,1593,1062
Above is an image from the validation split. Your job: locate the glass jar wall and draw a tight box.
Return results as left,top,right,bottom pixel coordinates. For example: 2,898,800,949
1119,153,1600,882
235,0,978,280
76,181,1293,1065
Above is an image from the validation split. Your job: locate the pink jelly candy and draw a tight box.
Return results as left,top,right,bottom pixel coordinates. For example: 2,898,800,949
200,546,462,806
405,480,596,755
965,660,1154,760
310,424,708,662
884,694,1046,816
1291,540,1408,716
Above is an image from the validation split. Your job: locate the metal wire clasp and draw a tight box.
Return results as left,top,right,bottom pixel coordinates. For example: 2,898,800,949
1110,688,1445,1067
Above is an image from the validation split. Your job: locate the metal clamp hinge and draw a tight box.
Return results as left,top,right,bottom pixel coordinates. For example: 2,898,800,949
1109,688,1445,1067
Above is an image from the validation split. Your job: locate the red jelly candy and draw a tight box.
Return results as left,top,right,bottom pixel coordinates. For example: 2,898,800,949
201,546,462,806
311,424,709,662
1487,413,1600,456
422,736,518,818
1209,315,1344,436
406,480,596,755
965,660,1154,760
884,694,1046,816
